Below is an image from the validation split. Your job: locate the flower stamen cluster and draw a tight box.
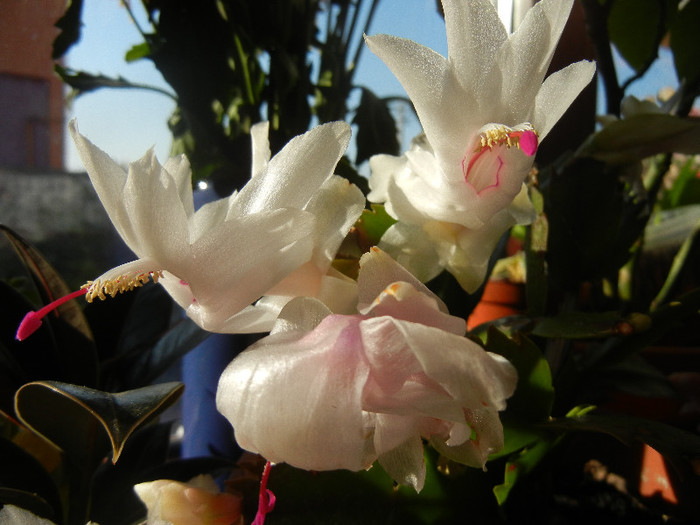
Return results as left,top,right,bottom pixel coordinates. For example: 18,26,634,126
82,270,164,302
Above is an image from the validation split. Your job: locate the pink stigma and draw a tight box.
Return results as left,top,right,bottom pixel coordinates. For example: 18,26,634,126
520,130,538,156
252,461,276,525
15,288,88,341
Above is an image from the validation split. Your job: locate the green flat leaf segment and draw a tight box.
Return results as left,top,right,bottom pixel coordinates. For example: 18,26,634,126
15,381,183,464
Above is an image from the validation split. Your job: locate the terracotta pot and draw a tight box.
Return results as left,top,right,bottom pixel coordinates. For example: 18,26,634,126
467,279,525,330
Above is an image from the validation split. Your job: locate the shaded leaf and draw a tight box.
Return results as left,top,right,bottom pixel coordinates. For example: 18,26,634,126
0,437,62,520
531,311,651,339
353,204,396,252
485,328,554,424
608,0,663,72
578,113,700,164
52,0,84,59
54,65,149,96
0,489,57,524
670,0,700,85
493,438,553,505
0,226,91,342
90,423,172,525
15,381,183,464
352,88,399,165
545,411,700,470
124,317,210,389
0,227,97,389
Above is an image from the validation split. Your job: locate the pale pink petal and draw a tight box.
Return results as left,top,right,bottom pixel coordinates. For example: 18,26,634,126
216,315,375,471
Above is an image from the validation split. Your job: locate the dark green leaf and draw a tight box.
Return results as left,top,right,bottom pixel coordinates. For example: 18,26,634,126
352,88,399,165
608,0,663,72
0,437,62,520
54,65,146,96
545,411,700,469
52,0,84,59
90,424,172,525
0,489,57,524
578,113,700,164
14,381,183,464
124,317,210,389
0,227,98,389
661,159,700,208
531,311,651,339
485,328,554,424
670,0,700,85
493,438,553,505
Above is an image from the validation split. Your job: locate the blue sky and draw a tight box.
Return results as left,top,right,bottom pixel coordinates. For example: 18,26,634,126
64,0,679,173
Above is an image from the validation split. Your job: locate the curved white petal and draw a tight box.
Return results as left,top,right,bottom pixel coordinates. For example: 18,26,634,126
216,315,375,471
69,120,140,252
304,175,366,271
233,121,351,215
444,0,507,96
122,152,191,272
364,34,473,167
533,60,596,139
357,247,445,314
163,153,195,219
378,222,443,284
495,0,575,124
250,121,271,178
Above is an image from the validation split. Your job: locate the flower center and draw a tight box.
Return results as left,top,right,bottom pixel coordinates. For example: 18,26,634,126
462,124,538,194
15,270,163,341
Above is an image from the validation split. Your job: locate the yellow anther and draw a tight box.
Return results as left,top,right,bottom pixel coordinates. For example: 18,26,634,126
81,270,164,303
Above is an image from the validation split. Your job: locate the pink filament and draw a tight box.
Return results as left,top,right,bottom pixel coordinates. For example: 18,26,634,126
252,461,276,525
15,288,88,341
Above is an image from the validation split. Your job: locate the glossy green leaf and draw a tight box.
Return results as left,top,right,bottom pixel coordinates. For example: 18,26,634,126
14,381,183,464
90,424,173,525
578,113,700,164
354,204,396,252
352,88,400,165
493,438,553,505
485,328,554,423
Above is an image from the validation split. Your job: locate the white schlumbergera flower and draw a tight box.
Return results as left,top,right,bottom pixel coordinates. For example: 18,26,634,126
365,0,596,292
70,120,365,333
216,248,517,492
15,120,364,341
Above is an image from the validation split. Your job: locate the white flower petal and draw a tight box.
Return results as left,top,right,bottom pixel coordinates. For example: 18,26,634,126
250,121,271,178
378,222,443,284
304,175,366,271
357,247,446,314
376,431,426,492
444,0,507,95
69,120,140,252
216,315,375,471
233,121,351,215
495,0,575,124
534,60,597,139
